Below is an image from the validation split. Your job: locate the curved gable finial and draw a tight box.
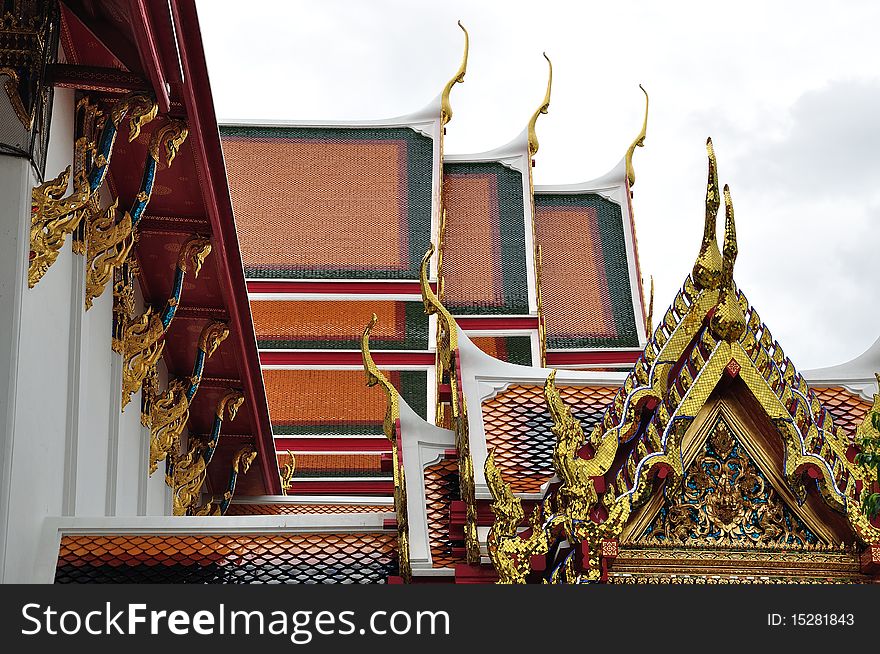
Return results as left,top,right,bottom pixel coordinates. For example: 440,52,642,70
440,21,469,127
692,137,723,290
625,84,649,188
710,184,746,342
527,52,552,157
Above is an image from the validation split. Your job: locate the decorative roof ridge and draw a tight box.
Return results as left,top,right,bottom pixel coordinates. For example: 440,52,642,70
218,104,442,137
624,85,649,188
533,155,627,194
231,495,394,505
219,23,471,140
533,84,648,194
443,52,551,172
456,323,627,386
443,128,530,171
803,335,880,392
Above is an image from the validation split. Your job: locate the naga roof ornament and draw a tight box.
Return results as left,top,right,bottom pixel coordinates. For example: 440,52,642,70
440,21,468,127
362,313,412,582
624,84,649,188
526,52,552,157
709,184,747,342
692,137,723,291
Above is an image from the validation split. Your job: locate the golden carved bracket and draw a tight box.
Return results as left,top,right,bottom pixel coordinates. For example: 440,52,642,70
485,448,548,584
419,245,480,563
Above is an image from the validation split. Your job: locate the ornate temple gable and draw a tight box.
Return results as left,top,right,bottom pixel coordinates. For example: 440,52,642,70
626,400,852,548
504,139,880,585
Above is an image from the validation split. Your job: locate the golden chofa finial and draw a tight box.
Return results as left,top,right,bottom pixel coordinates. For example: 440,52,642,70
692,137,723,290
710,184,746,342
527,52,552,157
440,21,469,127
362,313,400,439
625,84,649,188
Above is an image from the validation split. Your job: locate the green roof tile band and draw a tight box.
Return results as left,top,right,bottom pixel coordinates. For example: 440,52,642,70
442,162,529,315
222,125,433,280
257,302,429,350
271,370,427,436
535,193,639,349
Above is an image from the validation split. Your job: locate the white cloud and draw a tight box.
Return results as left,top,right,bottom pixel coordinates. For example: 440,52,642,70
197,0,880,369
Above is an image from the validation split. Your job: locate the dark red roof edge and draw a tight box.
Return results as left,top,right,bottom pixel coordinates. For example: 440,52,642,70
165,0,279,493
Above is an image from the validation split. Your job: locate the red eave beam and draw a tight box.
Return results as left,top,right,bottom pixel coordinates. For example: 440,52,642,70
456,316,538,330
247,280,436,296
127,0,172,113
47,63,151,94
275,438,392,453
260,351,435,367
545,350,643,366
286,481,393,496
168,0,280,494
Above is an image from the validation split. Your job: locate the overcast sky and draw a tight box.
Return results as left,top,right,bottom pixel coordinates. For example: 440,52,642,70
197,0,880,370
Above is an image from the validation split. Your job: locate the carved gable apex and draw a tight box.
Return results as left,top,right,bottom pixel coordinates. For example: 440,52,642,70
624,396,855,548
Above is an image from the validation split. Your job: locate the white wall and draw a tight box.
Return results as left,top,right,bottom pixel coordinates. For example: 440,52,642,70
0,87,171,582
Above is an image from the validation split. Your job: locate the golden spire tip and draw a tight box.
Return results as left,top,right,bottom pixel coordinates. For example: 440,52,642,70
626,84,649,187
527,53,553,157
440,21,469,126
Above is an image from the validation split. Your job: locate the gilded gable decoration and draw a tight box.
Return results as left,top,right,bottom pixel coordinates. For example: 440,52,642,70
362,313,412,582
420,244,480,564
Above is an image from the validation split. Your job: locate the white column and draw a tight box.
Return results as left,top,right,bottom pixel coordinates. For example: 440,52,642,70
2,87,77,581
0,154,31,582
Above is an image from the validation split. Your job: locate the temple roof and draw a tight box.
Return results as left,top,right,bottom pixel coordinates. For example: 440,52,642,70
222,123,436,280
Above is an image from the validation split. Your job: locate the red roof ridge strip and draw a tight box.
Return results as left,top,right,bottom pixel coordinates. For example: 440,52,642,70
166,0,279,493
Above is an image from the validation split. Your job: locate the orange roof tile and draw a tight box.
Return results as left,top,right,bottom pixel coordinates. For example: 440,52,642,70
469,336,533,366
263,369,426,435
424,458,463,568
482,384,619,493
264,369,386,428
227,138,409,271
221,127,433,280
226,503,391,516
251,299,427,349
281,453,387,478
56,533,397,583
442,172,504,307
812,387,873,436
441,163,528,314
534,193,639,348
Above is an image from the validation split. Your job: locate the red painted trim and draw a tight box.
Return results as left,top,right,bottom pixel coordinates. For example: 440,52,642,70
274,438,391,453
47,64,151,93
455,316,538,330
247,280,435,295
545,349,642,366
454,563,498,584
625,177,647,336
59,3,142,73
286,481,394,495
169,0,279,494
260,351,435,366
127,0,172,113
